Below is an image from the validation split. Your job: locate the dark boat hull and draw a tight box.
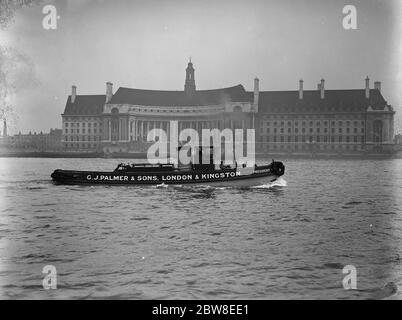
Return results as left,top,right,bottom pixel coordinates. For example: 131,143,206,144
51,164,285,187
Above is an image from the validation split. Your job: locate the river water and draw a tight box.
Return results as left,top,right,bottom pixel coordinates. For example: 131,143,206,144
0,157,402,299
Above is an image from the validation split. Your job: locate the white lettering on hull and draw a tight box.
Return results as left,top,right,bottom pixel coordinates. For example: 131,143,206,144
85,171,242,183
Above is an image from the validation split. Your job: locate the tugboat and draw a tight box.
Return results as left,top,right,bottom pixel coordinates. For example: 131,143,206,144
51,147,285,187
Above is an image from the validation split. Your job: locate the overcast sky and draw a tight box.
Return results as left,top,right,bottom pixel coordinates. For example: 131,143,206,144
0,0,401,134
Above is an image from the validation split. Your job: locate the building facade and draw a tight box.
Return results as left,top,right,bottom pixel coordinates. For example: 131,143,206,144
2,128,62,151
62,61,257,153
61,62,396,155
256,78,395,154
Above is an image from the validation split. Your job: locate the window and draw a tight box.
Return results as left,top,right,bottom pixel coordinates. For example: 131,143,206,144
274,128,277,133
339,128,342,133
288,128,291,133
346,128,350,133
339,136,342,143
317,128,320,133
338,121,343,126
302,128,306,133
295,128,299,134
288,136,291,142
280,128,284,134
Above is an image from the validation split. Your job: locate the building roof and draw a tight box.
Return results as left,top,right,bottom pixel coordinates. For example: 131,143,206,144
108,85,249,106
256,89,388,113
62,87,390,116
63,95,106,115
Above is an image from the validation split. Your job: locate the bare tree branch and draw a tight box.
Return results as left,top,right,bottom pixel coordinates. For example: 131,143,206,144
0,0,43,29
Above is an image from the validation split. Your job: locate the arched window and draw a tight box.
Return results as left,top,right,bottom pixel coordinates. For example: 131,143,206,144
373,120,383,144
233,106,242,113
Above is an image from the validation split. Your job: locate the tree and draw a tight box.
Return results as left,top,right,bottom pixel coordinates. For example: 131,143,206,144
0,46,38,127
0,0,43,29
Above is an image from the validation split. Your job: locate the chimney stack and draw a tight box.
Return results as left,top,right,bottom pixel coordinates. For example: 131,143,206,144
299,79,303,100
365,76,370,99
320,78,325,99
374,81,381,92
71,85,77,103
106,82,113,103
254,77,259,106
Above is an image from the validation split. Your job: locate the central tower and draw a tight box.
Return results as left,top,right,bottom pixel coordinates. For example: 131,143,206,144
184,59,196,95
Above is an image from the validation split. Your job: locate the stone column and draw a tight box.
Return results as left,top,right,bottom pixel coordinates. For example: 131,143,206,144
133,120,136,141
383,118,390,143
108,120,111,142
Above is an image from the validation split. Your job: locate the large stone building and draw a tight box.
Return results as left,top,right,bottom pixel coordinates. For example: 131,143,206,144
61,61,395,155
1,128,62,151
257,78,395,154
